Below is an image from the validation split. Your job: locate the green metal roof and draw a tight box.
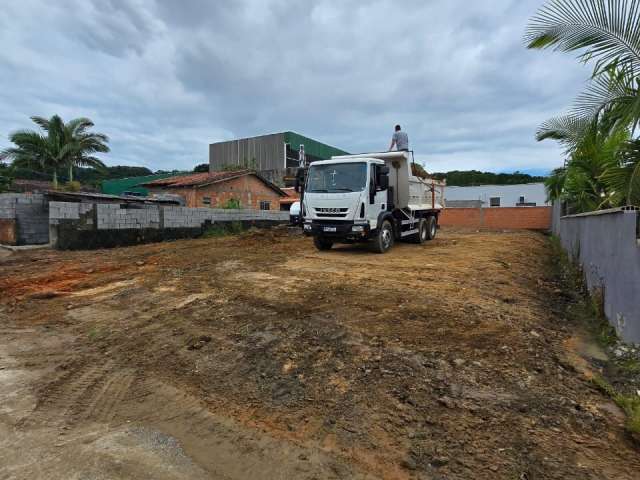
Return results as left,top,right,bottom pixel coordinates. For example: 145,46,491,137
283,132,349,159
101,172,187,196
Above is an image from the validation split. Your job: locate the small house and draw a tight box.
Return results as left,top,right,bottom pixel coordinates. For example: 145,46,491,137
141,170,286,210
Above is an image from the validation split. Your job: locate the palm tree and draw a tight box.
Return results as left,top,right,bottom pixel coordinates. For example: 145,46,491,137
545,167,568,202
536,111,628,211
30,116,109,182
526,0,640,209
0,115,109,188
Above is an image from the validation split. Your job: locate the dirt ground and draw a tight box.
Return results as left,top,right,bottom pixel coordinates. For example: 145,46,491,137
0,228,638,480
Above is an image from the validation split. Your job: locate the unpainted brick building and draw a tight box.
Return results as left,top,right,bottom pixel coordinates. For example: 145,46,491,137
142,170,286,210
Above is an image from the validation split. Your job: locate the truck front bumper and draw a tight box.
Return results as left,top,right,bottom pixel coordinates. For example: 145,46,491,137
303,220,371,240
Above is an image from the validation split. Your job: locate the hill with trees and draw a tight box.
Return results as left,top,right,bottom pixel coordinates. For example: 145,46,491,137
430,170,546,186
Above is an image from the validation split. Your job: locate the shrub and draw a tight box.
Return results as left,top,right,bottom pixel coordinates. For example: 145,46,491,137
63,181,82,192
222,198,241,209
202,221,245,238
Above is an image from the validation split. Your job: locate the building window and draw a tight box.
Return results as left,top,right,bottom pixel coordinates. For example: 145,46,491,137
519,196,525,204
260,200,271,210
489,197,501,207
202,197,211,206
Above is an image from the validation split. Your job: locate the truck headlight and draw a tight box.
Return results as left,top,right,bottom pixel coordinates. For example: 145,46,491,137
304,223,312,231
351,225,364,232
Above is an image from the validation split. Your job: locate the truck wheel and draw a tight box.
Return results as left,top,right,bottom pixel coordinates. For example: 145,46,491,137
371,219,394,253
425,216,437,240
313,237,333,251
411,218,428,244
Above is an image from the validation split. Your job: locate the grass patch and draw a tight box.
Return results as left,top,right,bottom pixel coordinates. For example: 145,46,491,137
591,375,640,436
619,357,640,375
202,221,244,238
87,327,108,341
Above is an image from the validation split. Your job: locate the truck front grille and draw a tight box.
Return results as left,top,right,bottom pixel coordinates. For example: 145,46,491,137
315,207,348,218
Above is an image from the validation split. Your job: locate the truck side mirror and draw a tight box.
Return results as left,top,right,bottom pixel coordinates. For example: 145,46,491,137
294,167,305,193
378,175,389,190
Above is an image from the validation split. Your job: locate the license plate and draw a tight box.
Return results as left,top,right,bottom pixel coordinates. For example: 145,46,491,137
323,227,337,232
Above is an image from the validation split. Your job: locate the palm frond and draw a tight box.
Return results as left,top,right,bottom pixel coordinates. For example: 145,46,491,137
536,114,593,152
525,0,640,76
572,68,640,127
76,155,107,170
544,167,568,201
30,116,51,131
601,138,640,205
65,117,94,137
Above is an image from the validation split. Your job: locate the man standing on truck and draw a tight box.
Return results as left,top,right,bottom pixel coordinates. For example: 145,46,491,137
389,124,409,151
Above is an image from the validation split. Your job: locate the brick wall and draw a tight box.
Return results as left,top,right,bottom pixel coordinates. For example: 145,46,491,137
0,195,17,245
0,219,17,245
148,175,282,210
439,206,551,230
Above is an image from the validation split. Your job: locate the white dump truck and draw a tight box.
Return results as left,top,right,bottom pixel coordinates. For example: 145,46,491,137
300,151,445,253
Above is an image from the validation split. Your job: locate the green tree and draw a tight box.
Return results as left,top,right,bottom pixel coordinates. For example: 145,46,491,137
0,115,109,188
193,163,209,173
30,116,109,183
430,170,546,186
537,113,628,211
545,167,567,202
601,138,640,205
526,0,640,210
0,162,14,193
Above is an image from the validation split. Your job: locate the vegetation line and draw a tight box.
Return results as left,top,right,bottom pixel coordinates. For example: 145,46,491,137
550,236,640,438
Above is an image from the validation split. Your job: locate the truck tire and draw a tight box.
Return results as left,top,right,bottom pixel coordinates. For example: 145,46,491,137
313,236,333,251
425,216,437,240
371,219,394,253
411,218,428,244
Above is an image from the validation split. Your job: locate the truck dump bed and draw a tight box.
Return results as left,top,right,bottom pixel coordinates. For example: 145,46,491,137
330,151,445,211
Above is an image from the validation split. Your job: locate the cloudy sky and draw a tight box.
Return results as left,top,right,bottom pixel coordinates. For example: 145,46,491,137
0,0,589,174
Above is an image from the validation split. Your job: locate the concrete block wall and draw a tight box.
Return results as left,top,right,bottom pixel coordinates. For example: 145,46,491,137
0,196,17,219
554,208,640,344
49,201,289,249
49,201,81,222
96,204,160,230
161,206,288,228
0,196,18,244
0,193,49,245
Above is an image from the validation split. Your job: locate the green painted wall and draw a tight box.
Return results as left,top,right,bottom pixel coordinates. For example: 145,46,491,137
102,172,186,196
283,132,349,159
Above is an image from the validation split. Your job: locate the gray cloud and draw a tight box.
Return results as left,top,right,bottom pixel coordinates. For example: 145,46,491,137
0,0,587,173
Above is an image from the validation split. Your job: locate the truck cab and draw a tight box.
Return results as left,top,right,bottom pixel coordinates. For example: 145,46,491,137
302,151,444,253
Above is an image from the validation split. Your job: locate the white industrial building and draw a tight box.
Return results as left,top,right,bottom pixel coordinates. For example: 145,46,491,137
444,183,549,208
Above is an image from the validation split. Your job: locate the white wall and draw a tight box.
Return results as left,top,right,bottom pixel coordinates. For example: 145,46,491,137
444,183,548,207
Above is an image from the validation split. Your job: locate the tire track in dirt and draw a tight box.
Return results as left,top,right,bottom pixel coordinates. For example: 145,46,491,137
80,369,136,424
29,361,135,428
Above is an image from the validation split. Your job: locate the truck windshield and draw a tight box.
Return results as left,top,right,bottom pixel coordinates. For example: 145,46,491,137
306,162,367,193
